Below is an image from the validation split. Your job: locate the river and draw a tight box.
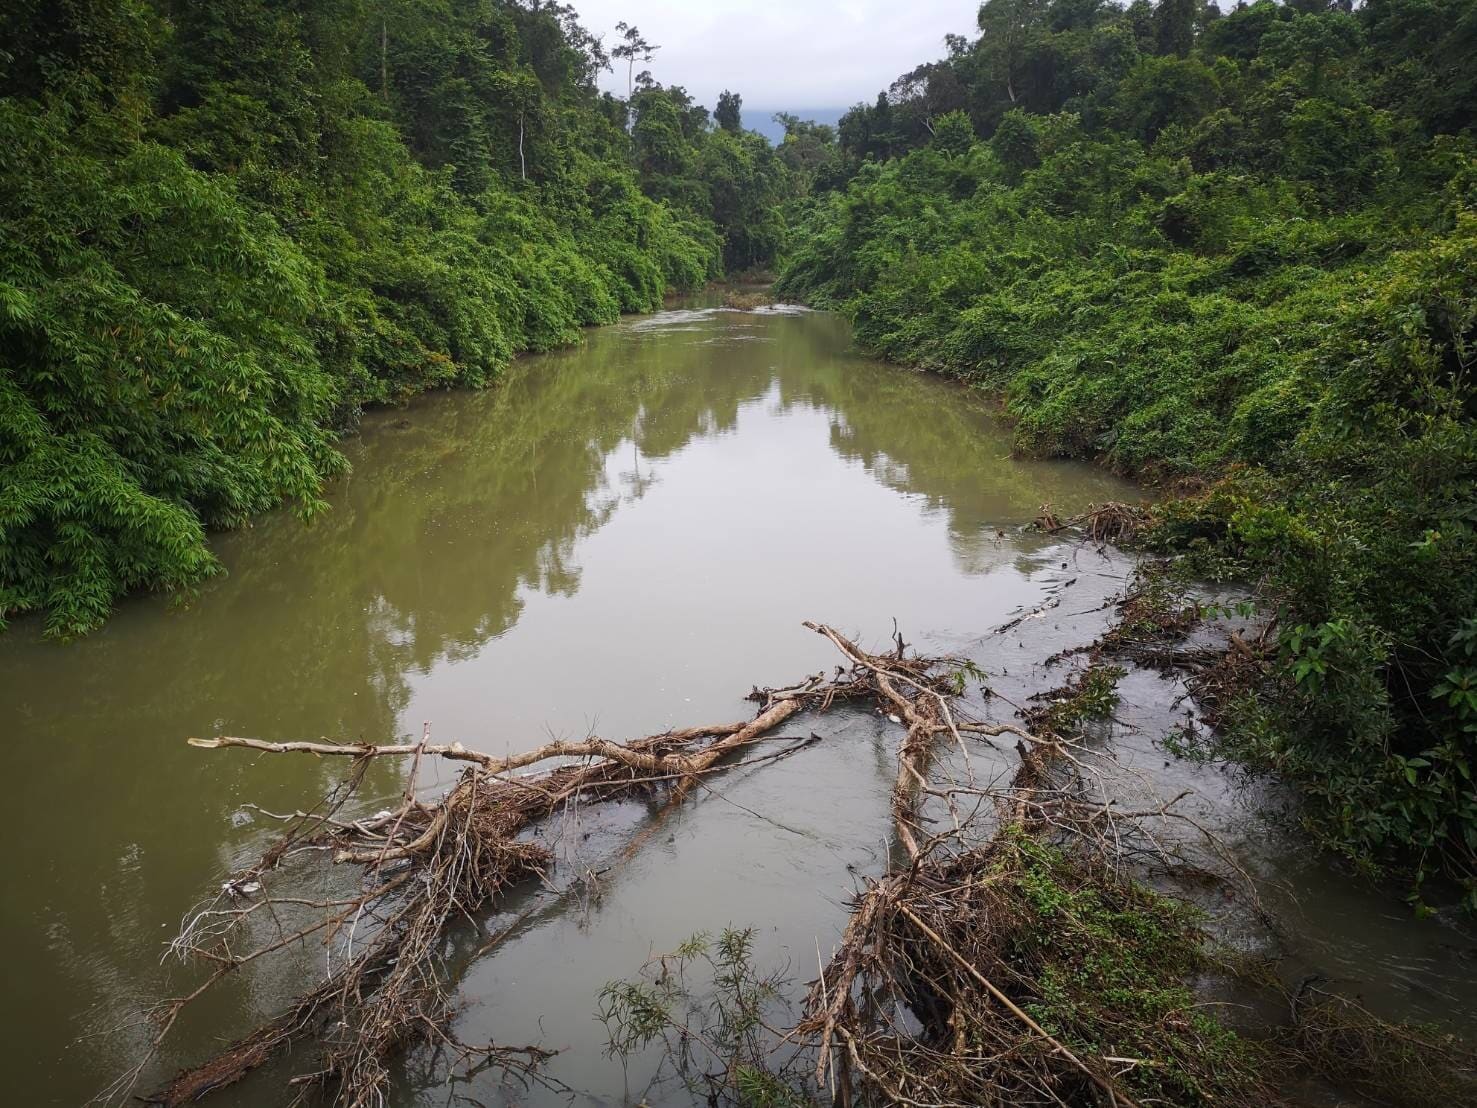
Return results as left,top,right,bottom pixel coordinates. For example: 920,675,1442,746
2,302,1473,1105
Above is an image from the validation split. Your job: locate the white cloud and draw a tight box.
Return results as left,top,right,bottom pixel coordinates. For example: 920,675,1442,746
568,0,976,110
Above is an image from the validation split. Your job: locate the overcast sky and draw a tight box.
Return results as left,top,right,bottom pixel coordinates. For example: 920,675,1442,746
570,1,977,111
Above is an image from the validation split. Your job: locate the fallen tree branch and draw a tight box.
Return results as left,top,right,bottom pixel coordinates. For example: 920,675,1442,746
114,622,965,1108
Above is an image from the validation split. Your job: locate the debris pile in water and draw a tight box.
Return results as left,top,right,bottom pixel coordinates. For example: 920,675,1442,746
112,617,1476,1108
121,624,973,1107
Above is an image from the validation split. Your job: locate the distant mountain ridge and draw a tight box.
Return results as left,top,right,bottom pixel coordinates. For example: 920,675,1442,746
742,107,847,144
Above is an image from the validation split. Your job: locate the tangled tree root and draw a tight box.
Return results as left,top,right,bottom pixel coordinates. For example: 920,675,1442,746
804,836,1276,1107
721,287,780,309
789,582,1472,1108
110,623,979,1108
795,600,1472,1108
1182,631,1273,730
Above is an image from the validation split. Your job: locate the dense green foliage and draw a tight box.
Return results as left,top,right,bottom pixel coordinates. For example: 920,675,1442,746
0,1,802,637
7,0,1474,908
778,0,1477,901
625,79,794,271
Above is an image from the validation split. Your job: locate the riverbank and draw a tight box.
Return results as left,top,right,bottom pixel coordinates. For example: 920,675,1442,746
773,195,1477,910
768,0,1477,904
1,0,748,641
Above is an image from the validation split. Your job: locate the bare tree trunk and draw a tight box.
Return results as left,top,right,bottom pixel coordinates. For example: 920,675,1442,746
380,18,389,102
518,111,526,180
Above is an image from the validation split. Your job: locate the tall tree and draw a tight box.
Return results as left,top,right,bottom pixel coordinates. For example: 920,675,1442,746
715,88,742,132
1154,0,1198,56
611,20,658,96
975,0,1050,105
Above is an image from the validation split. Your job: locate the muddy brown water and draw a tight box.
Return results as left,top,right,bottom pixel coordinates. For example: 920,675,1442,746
2,304,1473,1105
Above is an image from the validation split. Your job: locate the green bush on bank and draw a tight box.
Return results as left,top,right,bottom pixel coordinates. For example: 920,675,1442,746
777,0,1477,901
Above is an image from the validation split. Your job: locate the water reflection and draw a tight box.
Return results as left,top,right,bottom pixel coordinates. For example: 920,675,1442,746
0,306,1136,1103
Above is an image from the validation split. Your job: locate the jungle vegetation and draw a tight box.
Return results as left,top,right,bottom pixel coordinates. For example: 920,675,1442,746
4,0,1475,908
0,0,796,638
776,0,1477,903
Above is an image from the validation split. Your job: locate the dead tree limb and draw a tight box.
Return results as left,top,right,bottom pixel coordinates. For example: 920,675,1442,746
116,622,966,1108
